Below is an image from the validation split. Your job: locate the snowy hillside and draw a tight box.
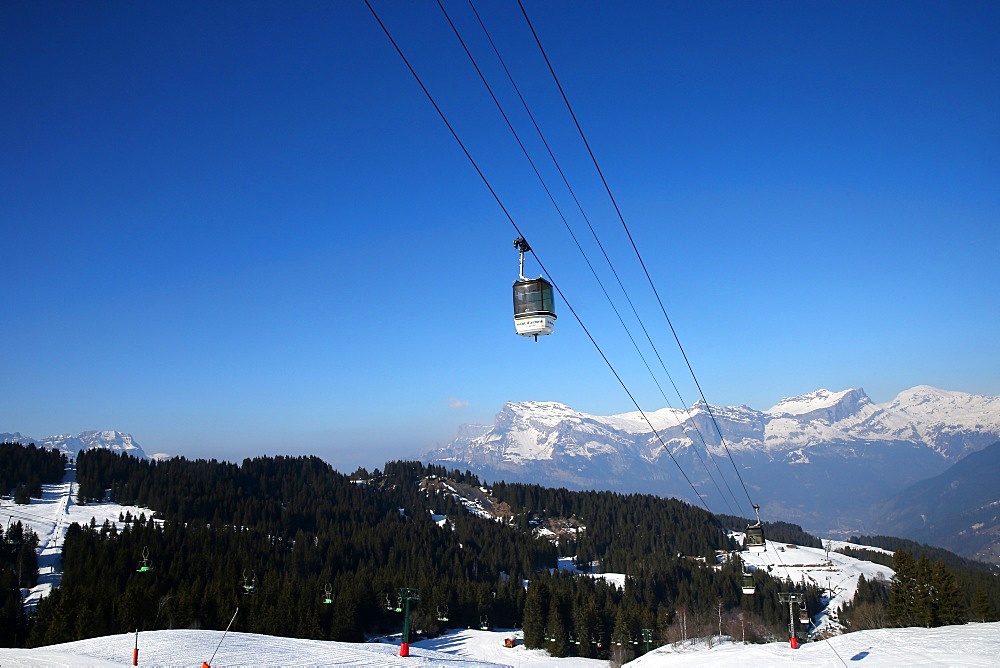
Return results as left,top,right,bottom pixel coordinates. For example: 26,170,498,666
1,430,149,460
732,532,894,635
0,623,997,667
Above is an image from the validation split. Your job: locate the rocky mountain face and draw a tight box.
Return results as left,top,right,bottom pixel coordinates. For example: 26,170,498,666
1,430,148,461
425,386,1000,538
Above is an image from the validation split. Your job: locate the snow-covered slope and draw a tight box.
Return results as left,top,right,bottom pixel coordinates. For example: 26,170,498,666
1,430,149,460
733,533,894,635
2,623,998,667
426,386,1000,537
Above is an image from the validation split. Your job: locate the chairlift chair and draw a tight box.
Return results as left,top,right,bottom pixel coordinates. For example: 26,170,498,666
745,504,766,553
136,546,152,573
242,570,256,595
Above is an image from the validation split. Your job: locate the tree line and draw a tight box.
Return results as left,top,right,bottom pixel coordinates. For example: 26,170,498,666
26,450,810,659
839,537,1000,630
1,441,67,503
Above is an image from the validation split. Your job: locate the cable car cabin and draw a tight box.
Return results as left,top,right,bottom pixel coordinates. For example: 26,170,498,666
513,277,556,339
741,573,755,595
745,524,766,552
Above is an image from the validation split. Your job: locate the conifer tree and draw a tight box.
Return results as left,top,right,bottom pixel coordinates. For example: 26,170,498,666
522,580,546,649
888,550,918,626
931,560,964,626
545,600,568,657
971,588,994,623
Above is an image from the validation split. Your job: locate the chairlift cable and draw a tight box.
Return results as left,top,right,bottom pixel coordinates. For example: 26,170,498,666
441,0,736,514
462,0,741,516
365,0,711,512
516,0,757,515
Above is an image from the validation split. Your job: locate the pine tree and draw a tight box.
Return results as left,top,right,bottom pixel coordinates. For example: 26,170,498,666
544,599,568,657
888,550,918,626
931,560,964,626
971,588,993,623
522,580,546,649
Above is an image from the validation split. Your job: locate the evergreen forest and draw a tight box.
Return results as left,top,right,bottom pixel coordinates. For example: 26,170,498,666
21,448,817,659
2,442,997,659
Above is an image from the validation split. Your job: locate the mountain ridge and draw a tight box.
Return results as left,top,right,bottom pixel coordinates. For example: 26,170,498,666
0,430,149,461
425,385,1000,537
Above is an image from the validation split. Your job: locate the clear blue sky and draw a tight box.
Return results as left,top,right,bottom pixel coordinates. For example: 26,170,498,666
3,1,998,472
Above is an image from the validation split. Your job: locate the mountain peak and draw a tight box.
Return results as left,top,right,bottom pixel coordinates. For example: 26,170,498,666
1,430,149,460
765,388,870,421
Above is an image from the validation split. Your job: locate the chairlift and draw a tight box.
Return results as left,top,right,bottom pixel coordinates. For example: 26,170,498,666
479,615,489,631
322,583,333,605
241,569,256,595
136,546,152,573
741,571,755,595
745,504,766,553
512,238,556,341
436,605,449,622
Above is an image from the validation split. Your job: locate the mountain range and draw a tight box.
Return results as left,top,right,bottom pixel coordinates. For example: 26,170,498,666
0,430,150,460
424,386,1000,543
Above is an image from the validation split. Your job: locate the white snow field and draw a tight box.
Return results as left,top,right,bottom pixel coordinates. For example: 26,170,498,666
0,623,998,667
731,531,895,634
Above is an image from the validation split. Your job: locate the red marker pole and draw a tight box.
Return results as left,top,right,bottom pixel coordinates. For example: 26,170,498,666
133,628,139,665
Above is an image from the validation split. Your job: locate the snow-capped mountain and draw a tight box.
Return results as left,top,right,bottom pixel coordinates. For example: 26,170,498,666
0,430,149,460
425,386,1000,537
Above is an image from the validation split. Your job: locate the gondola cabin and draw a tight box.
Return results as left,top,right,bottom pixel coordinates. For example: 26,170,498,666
745,524,766,552
512,237,556,340
741,572,755,595
513,277,556,339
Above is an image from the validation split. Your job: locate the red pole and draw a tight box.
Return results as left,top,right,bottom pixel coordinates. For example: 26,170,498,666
790,636,798,649
133,628,139,665
400,642,409,657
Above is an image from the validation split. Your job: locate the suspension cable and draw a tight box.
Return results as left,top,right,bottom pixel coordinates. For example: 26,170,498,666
364,0,711,512
516,0,757,514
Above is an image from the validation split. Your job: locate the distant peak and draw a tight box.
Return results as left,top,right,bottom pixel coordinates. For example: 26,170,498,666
765,388,870,418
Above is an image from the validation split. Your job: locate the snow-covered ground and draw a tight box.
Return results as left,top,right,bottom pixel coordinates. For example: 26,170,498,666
629,622,1000,667
732,531,895,634
0,623,997,667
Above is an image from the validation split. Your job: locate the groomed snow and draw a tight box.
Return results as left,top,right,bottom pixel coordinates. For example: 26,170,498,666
1,623,997,667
